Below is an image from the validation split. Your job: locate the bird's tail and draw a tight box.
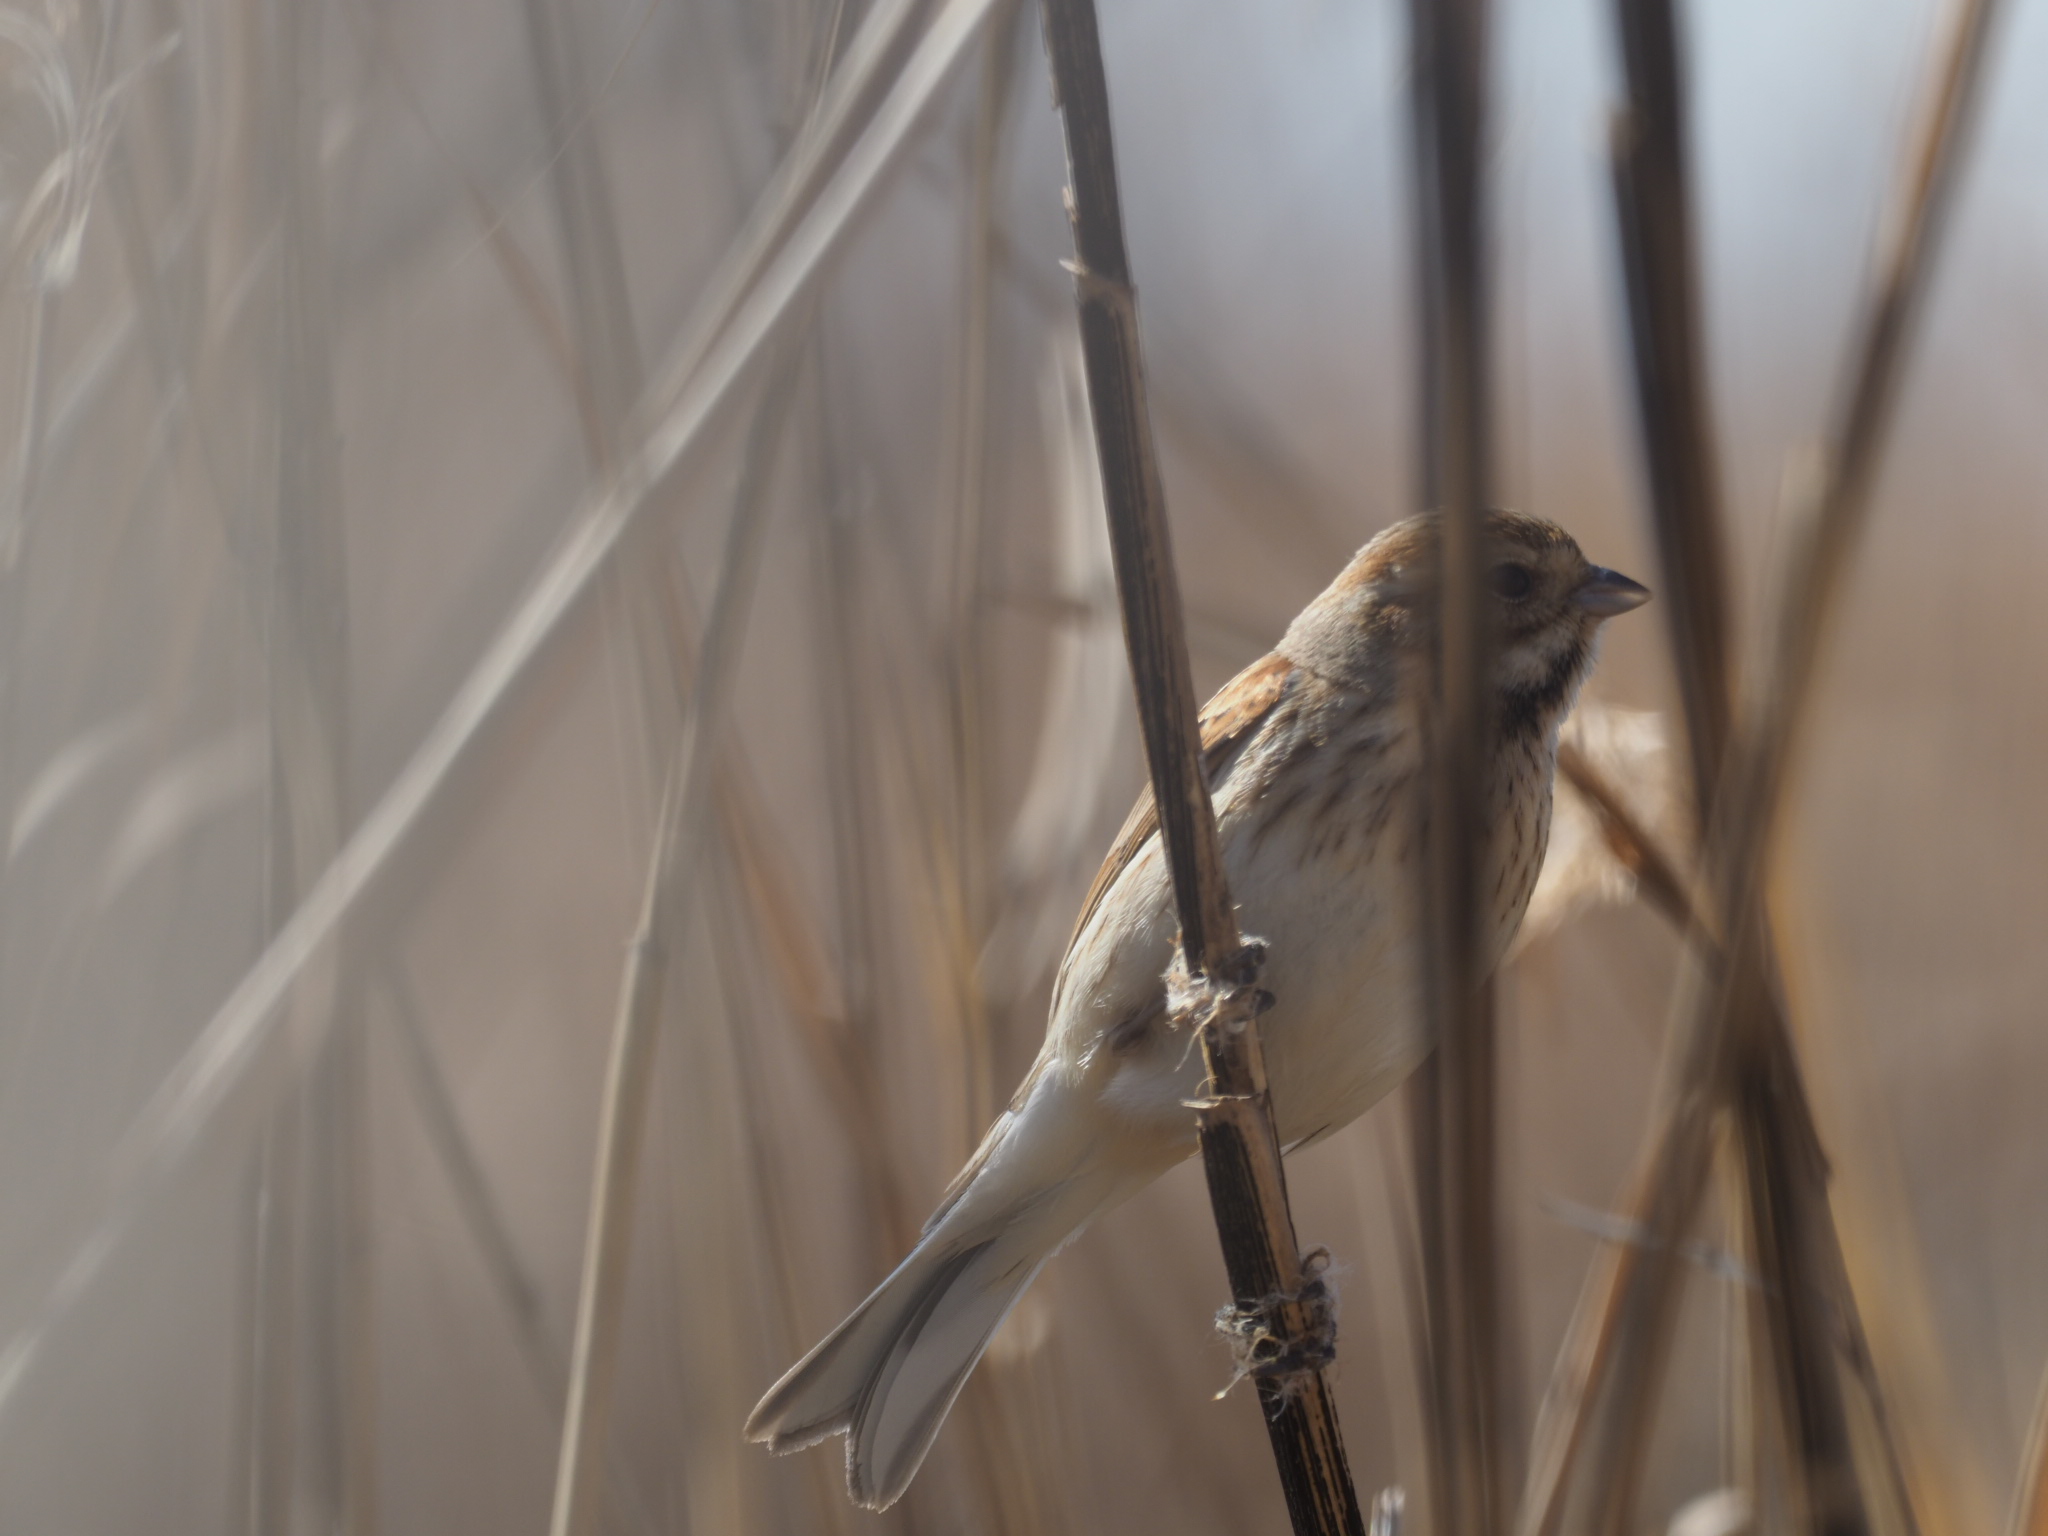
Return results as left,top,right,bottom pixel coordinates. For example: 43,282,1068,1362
743,1215,1051,1510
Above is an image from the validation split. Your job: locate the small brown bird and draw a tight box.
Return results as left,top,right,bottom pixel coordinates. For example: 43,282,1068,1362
746,511,1649,1508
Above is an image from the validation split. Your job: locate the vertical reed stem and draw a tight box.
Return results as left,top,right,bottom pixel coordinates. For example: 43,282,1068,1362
1037,2,1365,1531
1405,0,1508,1529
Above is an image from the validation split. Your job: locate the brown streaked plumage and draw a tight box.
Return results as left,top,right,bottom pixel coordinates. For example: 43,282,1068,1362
746,511,1649,1510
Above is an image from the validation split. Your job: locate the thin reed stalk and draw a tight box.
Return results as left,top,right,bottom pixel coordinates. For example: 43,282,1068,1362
379,968,559,1400
1405,0,1510,1529
2011,1367,2048,1536
940,0,1020,1151
1037,1,1365,1530
704,875,862,1536
249,0,372,1527
806,384,919,1264
1513,3,1743,1520
546,356,797,1536
1603,0,1732,798
384,981,664,1536
519,0,644,469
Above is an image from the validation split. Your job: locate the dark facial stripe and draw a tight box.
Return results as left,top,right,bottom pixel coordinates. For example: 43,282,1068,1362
1498,633,1590,739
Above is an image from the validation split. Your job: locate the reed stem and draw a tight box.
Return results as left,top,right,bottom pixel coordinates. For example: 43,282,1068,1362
1037,2,1365,1530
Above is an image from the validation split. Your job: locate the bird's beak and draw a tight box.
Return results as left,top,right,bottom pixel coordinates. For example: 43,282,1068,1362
1574,565,1651,617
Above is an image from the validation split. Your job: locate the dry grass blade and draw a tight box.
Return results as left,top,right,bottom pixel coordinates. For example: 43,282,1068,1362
1037,1,1364,1530
1405,0,1508,1529
0,0,1001,1420
546,356,796,1536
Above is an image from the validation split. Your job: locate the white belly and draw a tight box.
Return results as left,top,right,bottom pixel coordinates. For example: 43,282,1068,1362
1061,745,1547,1159
1067,779,1428,1153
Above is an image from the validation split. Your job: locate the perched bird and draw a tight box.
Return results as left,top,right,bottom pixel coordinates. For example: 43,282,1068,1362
745,511,1649,1508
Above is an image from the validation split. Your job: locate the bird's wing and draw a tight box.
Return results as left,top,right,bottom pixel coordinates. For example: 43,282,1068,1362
924,653,1297,1237
1064,650,1298,953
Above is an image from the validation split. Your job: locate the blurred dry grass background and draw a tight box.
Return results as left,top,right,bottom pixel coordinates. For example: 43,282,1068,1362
0,0,2044,1531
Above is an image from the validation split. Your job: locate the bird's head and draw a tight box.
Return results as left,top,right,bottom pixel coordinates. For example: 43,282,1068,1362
1278,510,1650,735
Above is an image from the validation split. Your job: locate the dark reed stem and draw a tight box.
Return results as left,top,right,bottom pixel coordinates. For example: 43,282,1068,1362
1520,2,2004,1530
1605,0,1732,802
1405,0,1508,1530
1036,3,1365,1531
1603,7,1874,1490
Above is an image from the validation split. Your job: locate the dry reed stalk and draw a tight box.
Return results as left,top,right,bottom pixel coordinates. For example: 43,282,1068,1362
1602,0,1733,797
546,355,797,1536
378,968,560,1399
243,1103,304,1536
519,0,645,471
87,51,322,1531
0,0,1006,1417
705,874,864,1536
517,0,692,847
1037,1,1365,1530
1708,0,2005,1501
1506,0,1743,1513
664,17,978,1512
937,2,1020,1145
2011,1368,2048,1536
658,538,926,1281
795,360,1024,1535
637,0,927,1266
841,596,1061,1531
1357,1108,1432,1517
807,415,915,1257
249,0,375,1527
1518,1,2002,1530
380,982,658,1536
1404,0,1511,1528
630,0,928,436
514,12,760,1511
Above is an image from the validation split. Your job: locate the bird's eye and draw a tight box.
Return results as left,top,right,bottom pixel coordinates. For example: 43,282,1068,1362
1489,562,1534,601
